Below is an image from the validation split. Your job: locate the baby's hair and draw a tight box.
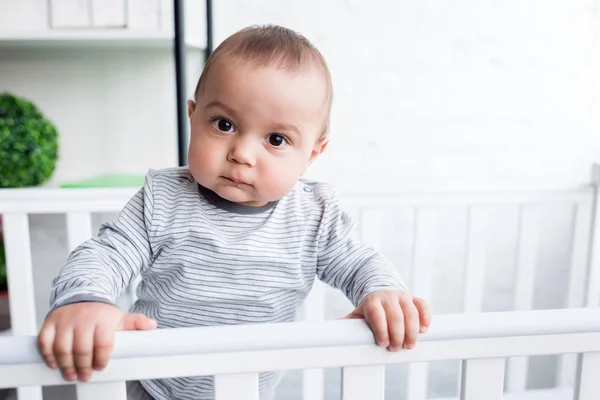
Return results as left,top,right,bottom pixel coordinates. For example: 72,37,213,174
193,24,333,134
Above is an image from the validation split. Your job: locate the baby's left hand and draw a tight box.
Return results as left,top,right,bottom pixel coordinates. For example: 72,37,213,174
344,290,431,351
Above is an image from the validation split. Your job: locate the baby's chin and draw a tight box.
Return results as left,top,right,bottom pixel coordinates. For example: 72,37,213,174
212,185,269,207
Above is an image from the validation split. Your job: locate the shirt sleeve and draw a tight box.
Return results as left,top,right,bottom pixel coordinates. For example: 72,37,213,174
49,174,155,311
315,190,408,307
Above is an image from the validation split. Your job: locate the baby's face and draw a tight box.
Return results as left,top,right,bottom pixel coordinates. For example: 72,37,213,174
187,57,329,206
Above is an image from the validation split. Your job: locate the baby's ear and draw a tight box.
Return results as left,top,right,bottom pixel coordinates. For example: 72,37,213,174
307,136,329,165
187,99,197,120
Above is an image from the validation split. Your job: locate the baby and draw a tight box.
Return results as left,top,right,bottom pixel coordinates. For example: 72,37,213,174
37,25,431,399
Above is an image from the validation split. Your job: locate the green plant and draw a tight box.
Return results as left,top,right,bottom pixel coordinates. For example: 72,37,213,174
0,92,59,188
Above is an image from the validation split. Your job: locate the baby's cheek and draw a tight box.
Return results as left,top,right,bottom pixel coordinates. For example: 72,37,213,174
260,162,302,198
189,142,220,180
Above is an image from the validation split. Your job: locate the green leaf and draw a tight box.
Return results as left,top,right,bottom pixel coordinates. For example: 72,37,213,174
0,92,59,188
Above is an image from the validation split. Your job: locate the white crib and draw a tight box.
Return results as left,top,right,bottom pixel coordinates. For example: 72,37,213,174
1,164,600,400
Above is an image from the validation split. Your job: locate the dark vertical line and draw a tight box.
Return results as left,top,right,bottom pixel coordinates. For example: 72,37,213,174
205,0,213,58
173,0,187,166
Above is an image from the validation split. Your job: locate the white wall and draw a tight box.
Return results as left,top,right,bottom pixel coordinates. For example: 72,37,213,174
214,0,600,190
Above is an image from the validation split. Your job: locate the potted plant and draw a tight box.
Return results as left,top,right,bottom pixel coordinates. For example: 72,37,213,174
0,92,59,188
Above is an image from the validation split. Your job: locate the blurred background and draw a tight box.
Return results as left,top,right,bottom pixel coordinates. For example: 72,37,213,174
1,1,600,399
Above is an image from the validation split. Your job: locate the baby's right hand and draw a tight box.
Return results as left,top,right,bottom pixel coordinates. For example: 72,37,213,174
37,302,157,382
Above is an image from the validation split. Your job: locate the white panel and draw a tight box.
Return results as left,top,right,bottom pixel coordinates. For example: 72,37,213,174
360,207,383,251
574,352,600,400
16,387,43,400
183,0,207,48
303,368,324,400
76,381,127,400
3,214,37,335
406,206,436,400
0,0,48,31
565,203,593,308
214,373,259,400
460,358,505,400
507,204,539,392
3,213,42,400
586,165,600,307
127,0,160,29
91,0,126,27
66,211,93,252
558,202,592,387
342,365,385,400
463,205,489,313
158,0,174,32
50,0,91,28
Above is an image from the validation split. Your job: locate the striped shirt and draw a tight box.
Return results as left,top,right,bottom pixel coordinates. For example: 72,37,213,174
50,167,407,399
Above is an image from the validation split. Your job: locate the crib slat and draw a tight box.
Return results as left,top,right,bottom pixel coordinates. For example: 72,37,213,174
460,358,505,400
342,365,385,400
585,165,600,307
16,387,43,400
76,382,127,400
3,214,37,336
3,213,43,400
66,211,93,252
360,207,383,251
300,279,326,400
411,207,436,298
303,368,325,400
574,352,600,400
507,204,539,392
406,206,436,400
512,205,539,311
463,206,489,313
565,203,593,308
214,373,259,400
558,203,592,387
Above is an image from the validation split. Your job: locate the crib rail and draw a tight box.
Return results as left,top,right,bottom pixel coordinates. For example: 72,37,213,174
1,166,600,400
1,308,600,399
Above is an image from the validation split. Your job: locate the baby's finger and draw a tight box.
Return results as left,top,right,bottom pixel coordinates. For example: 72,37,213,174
401,300,420,349
73,326,95,382
53,327,77,382
363,302,389,347
413,297,432,332
93,322,115,371
38,324,58,369
383,299,405,351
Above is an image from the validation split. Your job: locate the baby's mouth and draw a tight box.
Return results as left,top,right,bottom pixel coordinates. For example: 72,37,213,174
223,176,250,185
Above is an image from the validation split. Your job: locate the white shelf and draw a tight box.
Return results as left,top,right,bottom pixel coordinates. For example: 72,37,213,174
0,0,205,200
0,30,205,50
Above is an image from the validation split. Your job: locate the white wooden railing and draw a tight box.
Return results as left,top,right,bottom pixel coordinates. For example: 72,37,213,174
1,164,600,399
1,308,600,399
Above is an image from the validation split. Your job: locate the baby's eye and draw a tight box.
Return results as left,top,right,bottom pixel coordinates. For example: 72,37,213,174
213,118,235,133
268,134,288,147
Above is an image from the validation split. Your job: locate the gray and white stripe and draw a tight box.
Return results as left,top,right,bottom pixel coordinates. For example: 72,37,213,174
50,167,406,399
